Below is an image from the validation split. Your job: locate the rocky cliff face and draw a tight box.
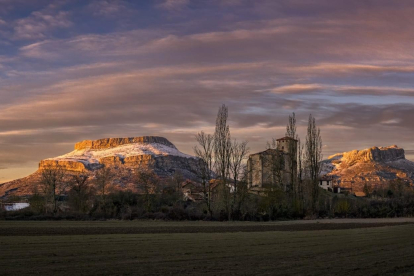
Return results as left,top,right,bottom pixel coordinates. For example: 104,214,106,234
0,136,200,197
332,145,405,166
321,145,414,192
74,136,175,150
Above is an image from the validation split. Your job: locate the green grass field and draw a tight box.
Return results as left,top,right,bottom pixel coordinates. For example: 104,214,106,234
1,220,414,275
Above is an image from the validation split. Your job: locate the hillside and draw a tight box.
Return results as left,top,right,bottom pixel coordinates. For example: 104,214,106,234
321,145,414,192
0,136,200,197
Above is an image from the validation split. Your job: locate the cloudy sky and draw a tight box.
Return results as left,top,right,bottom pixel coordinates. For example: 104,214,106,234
1,0,414,182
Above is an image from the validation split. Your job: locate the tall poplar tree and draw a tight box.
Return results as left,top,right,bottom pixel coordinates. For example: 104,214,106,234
305,114,322,213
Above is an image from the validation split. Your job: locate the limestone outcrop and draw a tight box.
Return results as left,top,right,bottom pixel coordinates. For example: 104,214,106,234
1,136,200,197
74,136,175,150
331,145,405,167
38,136,198,173
321,145,414,192
39,160,89,172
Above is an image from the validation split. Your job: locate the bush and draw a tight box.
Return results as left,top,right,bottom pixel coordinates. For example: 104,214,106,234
2,185,414,221
165,206,188,220
334,199,352,217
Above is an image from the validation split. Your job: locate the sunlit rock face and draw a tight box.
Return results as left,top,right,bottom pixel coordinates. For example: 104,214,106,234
39,160,89,172
39,136,199,175
339,145,405,166
321,145,414,192
0,136,200,197
74,136,176,150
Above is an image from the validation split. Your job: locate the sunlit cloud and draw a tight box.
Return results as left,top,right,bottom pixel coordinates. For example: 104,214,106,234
269,84,414,96
270,84,324,94
2,0,414,181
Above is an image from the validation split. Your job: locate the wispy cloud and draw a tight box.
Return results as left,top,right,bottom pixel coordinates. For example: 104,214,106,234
87,0,128,16
268,84,414,96
294,63,414,74
3,0,414,180
157,0,190,10
271,84,324,94
13,4,72,40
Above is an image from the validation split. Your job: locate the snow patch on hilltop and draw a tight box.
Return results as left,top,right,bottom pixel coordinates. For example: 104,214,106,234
48,142,194,165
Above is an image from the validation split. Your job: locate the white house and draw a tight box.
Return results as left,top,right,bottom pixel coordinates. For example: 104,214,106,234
319,177,333,191
2,203,30,211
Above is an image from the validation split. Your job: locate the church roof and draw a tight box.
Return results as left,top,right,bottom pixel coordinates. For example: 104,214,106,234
249,148,283,156
276,136,298,141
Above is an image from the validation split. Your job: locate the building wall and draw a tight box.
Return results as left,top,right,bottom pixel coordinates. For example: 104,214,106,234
247,138,297,190
247,154,263,187
277,139,297,155
319,180,332,190
3,203,30,211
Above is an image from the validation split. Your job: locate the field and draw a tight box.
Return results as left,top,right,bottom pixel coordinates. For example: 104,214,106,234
1,219,414,276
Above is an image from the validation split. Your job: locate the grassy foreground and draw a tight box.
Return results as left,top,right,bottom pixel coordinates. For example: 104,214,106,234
1,221,414,275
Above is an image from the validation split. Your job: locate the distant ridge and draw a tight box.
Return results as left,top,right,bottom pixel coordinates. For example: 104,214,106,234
74,136,176,150
321,145,414,192
0,136,199,197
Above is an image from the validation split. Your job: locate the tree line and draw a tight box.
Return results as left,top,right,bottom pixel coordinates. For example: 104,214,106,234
1,104,414,220
193,104,324,220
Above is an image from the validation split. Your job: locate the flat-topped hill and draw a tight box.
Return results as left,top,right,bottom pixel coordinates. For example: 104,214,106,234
41,136,195,171
322,145,414,192
74,136,176,150
0,136,200,197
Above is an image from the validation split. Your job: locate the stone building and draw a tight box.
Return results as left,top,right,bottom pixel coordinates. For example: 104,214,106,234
247,137,298,194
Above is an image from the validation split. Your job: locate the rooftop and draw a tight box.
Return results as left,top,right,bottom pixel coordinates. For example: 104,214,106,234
249,148,282,156
276,136,298,142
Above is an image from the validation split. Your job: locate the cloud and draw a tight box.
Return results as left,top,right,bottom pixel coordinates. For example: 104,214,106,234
296,63,414,74
3,0,414,180
270,84,324,94
157,0,190,10
87,0,128,16
13,5,72,40
0,61,271,135
18,29,165,59
268,83,414,96
333,86,414,96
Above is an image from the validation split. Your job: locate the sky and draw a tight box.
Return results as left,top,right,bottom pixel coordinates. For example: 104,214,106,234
1,0,414,182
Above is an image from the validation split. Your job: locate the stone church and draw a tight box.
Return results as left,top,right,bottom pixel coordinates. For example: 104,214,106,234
247,137,298,195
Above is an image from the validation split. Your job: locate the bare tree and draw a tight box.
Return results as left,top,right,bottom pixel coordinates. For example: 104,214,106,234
296,138,305,212
134,168,160,212
286,112,297,138
69,173,90,213
297,139,304,203
172,170,184,192
94,166,113,212
40,164,67,214
305,114,322,213
214,104,232,183
213,104,232,219
285,112,298,199
230,139,249,218
194,131,214,215
238,165,251,210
